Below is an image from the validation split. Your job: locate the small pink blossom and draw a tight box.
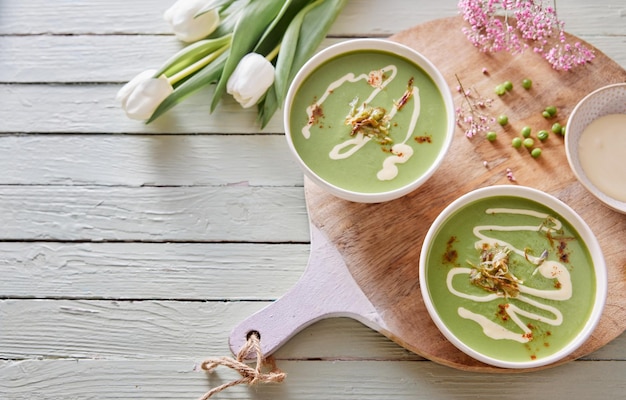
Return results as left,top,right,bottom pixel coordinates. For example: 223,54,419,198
506,167,517,182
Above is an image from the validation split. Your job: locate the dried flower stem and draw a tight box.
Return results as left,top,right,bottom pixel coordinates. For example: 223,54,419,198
454,74,495,138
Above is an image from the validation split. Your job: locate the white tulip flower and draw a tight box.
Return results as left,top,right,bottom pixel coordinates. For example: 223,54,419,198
164,0,220,43
116,69,174,121
227,53,275,109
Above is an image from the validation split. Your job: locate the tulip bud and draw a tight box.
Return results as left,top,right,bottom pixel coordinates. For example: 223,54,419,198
117,69,174,120
164,0,220,43
227,53,275,109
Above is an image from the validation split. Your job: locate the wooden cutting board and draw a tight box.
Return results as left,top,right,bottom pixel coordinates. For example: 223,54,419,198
230,16,626,372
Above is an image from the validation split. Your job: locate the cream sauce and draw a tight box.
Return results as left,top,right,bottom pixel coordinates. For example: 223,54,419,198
445,208,572,342
302,65,422,181
578,113,626,202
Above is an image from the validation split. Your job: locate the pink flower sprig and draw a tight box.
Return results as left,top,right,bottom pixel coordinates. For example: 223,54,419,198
458,0,595,71
455,74,495,138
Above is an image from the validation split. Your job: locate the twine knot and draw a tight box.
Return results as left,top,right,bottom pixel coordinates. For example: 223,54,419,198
198,332,285,399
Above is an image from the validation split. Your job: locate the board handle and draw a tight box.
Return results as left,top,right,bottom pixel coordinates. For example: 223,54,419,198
229,224,386,358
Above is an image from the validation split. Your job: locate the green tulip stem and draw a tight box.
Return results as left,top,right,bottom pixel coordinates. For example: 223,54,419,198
265,42,281,62
168,44,230,86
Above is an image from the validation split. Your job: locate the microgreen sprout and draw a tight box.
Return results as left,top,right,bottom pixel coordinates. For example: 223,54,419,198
468,245,521,298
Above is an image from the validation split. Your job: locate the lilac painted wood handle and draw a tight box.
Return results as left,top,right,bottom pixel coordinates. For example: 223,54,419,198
229,224,387,358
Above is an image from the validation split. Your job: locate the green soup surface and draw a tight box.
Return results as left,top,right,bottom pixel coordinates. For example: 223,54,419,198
289,50,447,193
424,196,596,362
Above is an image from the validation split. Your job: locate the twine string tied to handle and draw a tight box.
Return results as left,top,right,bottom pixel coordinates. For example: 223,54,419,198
198,331,285,399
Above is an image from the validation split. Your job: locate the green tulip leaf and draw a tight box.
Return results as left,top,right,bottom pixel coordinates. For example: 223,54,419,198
196,0,237,17
154,34,232,79
258,0,347,127
146,50,230,124
257,85,279,128
253,0,311,57
274,0,347,109
209,0,285,112
207,0,250,39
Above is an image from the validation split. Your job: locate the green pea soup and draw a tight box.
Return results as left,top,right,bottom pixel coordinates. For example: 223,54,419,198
423,195,597,363
288,49,448,194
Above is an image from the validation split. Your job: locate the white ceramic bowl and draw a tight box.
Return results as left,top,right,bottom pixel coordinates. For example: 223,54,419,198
565,83,626,213
283,39,455,203
419,185,607,369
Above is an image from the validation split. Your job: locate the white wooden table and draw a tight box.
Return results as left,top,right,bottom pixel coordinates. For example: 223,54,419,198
1,1,625,398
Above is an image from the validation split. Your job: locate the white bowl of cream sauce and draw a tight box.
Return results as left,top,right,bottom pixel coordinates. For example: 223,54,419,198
565,83,626,214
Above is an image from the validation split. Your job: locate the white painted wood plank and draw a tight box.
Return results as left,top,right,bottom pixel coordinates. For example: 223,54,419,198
0,35,188,83
2,34,625,84
1,0,624,37
1,358,626,400
582,35,626,67
0,135,302,186
0,84,285,134
0,186,309,242
0,242,307,300
0,0,460,35
0,36,341,83
1,299,623,361
0,300,418,361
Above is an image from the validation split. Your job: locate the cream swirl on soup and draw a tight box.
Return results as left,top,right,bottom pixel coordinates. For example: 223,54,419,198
302,64,421,181
446,208,572,343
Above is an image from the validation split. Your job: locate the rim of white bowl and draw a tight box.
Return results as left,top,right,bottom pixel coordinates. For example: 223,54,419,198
419,185,607,369
565,82,626,214
283,38,455,203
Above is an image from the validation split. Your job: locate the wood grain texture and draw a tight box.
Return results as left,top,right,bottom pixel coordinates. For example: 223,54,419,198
302,17,626,372
2,358,626,400
0,135,303,186
0,84,286,134
1,0,623,37
0,0,458,35
0,242,306,300
0,186,308,242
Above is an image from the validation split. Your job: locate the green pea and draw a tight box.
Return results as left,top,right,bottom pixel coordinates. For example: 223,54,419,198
522,78,532,89
545,106,557,117
521,126,532,138
551,122,563,134
497,114,509,126
495,84,506,96
503,81,513,91
531,148,542,158
486,131,497,141
512,137,522,148
542,111,551,118
560,125,566,136
537,130,549,141
523,138,534,148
